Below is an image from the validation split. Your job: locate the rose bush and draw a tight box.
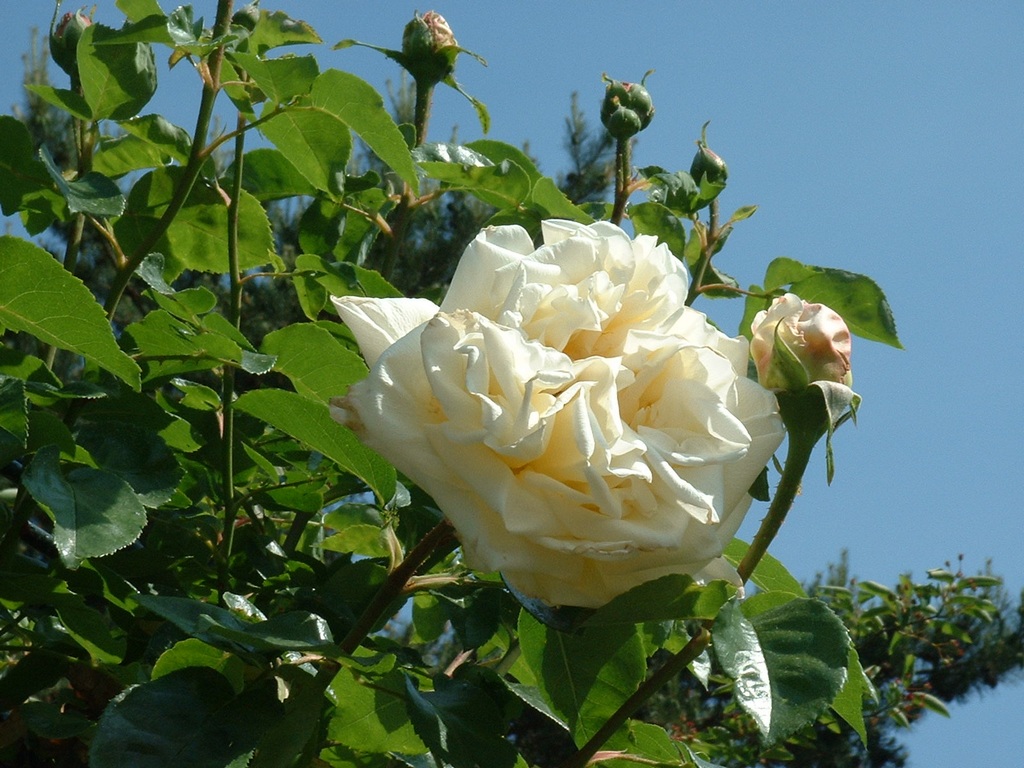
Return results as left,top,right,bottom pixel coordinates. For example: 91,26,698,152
750,292,853,392
333,220,785,607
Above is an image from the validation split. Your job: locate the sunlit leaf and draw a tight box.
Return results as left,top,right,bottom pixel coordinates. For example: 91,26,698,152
0,117,63,218
261,323,368,402
234,388,396,501
713,598,850,744
40,147,125,217
78,24,157,121
518,611,645,744
0,237,140,388
23,446,148,568
585,575,734,626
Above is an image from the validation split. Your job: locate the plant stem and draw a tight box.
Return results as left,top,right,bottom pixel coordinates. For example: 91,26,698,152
737,394,825,583
685,199,720,306
103,0,235,320
557,627,712,768
338,519,455,654
610,137,632,226
380,81,433,282
219,110,246,572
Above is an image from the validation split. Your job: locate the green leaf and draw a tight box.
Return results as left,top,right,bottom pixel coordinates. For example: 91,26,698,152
229,52,319,103
418,159,531,210
55,598,127,663
152,638,247,693
78,24,157,121
729,204,758,223
19,702,92,740
116,167,276,279
234,388,396,502
327,666,427,755
121,309,242,382
251,666,334,768
136,595,334,652
245,9,323,56
258,104,353,195
0,376,28,467
712,598,850,744
465,139,590,222
23,445,148,568
0,650,70,709
723,539,808,597
79,391,202,453
23,85,93,120
584,575,734,626
90,668,282,768
764,256,816,290
312,69,418,191
135,253,175,294
233,148,316,201
0,116,63,218
39,146,125,217
830,647,874,744
95,114,191,178
763,257,902,348
74,421,182,507
0,240,140,388
604,721,686,767
629,201,689,260
518,611,646,744
116,0,164,25
261,323,368,402
404,675,518,768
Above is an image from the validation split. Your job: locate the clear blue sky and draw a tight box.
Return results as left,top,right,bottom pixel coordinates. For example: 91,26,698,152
4,2,1022,765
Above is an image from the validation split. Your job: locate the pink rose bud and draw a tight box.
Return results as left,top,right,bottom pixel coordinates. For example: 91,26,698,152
50,10,93,79
750,293,853,391
401,11,458,86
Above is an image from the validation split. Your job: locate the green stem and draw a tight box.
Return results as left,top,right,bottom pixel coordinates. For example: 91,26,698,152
0,489,32,569
339,520,455,654
413,79,433,147
104,0,235,320
610,137,631,226
380,81,433,282
737,393,825,583
685,198,719,306
557,627,712,768
219,110,247,571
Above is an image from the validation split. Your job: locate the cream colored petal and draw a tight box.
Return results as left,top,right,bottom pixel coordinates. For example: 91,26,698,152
331,295,438,367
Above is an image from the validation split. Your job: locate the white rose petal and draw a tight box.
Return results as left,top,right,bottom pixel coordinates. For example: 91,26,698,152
333,220,785,607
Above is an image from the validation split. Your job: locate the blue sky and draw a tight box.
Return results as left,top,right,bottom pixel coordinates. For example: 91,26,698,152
3,2,1023,765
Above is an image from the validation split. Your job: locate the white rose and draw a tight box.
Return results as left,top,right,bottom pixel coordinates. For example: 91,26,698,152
333,220,785,607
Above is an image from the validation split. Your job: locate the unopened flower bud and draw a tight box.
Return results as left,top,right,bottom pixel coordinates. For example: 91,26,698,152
401,11,457,85
600,74,655,140
690,124,728,185
50,9,93,79
750,293,853,392
232,4,260,32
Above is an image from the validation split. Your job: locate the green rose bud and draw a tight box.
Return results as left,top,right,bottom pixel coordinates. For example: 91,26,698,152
401,11,457,86
600,73,655,140
690,123,729,185
50,9,93,80
232,4,260,33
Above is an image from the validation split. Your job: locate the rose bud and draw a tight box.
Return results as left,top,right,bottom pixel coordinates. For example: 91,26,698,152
690,124,729,185
401,10,458,86
750,293,853,392
50,9,93,80
600,74,655,140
